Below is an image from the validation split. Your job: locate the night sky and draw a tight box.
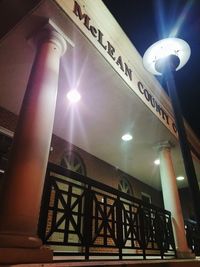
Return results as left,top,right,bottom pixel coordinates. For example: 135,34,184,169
102,0,200,140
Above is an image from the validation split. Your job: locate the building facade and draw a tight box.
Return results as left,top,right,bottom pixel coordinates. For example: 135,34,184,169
0,0,200,264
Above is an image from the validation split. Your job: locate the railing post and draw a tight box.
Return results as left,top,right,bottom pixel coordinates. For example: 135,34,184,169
155,211,165,259
139,205,146,259
83,185,93,260
116,196,123,260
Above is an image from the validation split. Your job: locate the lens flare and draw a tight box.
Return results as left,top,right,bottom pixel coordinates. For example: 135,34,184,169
67,89,81,103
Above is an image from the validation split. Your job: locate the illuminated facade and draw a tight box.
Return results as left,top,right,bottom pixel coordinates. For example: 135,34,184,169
0,0,200,264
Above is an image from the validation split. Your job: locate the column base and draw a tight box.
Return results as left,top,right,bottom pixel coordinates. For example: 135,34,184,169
176,249,195,259
0,232,42,248
0,246,53,265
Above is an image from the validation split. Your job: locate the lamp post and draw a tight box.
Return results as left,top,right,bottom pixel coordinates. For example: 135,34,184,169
143,38,200,228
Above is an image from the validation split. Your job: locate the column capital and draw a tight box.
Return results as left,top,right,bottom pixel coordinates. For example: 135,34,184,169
155,140,174,152
37,29,67,56
31,19,75,56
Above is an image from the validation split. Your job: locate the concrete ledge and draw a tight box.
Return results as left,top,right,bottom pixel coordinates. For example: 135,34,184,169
1,259,200,267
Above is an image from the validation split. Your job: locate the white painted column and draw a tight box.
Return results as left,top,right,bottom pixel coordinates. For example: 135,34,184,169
158,141,193,258
0,27,67,264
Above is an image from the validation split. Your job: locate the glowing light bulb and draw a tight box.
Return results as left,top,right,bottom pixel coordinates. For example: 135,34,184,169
67,89,81,103
121,133,133,141
154,159,160,165
177,176,184,181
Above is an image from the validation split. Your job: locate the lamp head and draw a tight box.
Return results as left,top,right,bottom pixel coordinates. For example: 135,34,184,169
155,54,180,74
143,38,191,75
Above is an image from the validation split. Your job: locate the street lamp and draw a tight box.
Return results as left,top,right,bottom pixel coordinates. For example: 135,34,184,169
143,37,200,228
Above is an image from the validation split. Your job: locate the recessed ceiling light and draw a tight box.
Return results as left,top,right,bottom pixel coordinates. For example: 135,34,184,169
154,159,160,165
177,176,184,181
121,133,133,141
67,89,81,103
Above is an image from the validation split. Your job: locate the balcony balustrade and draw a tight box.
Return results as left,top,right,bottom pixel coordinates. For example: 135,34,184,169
39,163,176,260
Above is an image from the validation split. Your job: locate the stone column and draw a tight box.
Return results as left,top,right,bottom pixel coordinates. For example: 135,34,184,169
0,26,67,264
158,141,194,258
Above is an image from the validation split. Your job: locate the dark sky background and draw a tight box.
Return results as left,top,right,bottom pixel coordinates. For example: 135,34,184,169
102,0,200,140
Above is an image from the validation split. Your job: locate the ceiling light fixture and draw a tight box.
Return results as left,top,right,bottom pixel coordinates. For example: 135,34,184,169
121,133,133,141
154,159,160,165
177,176,184,181
67,89,81,103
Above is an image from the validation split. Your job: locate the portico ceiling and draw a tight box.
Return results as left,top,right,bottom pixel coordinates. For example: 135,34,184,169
0,0,199,190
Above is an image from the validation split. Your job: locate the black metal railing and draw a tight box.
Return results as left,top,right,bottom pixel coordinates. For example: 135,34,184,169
39,163,176,260
185,219,200,256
